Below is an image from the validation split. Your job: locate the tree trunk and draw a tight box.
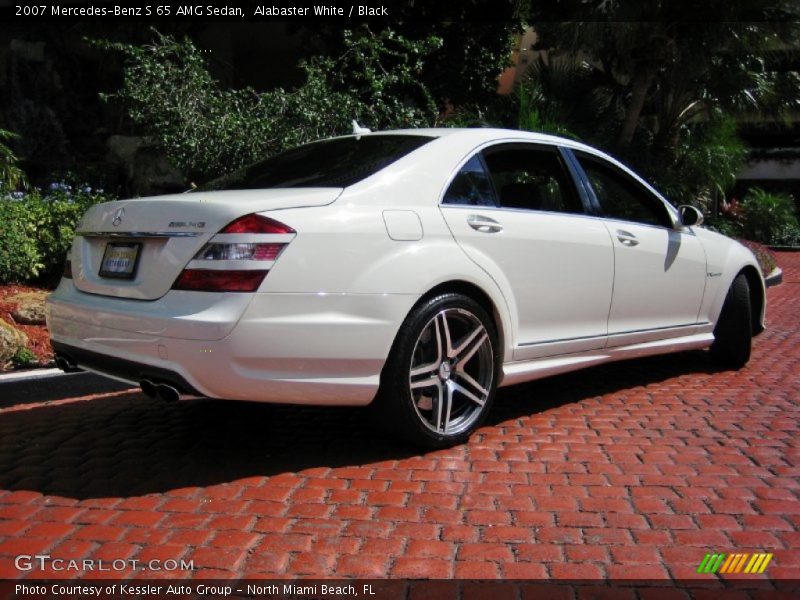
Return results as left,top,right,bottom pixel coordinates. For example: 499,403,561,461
617,68,655,148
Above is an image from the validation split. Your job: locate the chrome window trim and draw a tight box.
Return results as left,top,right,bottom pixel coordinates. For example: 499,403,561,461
76,231,203,238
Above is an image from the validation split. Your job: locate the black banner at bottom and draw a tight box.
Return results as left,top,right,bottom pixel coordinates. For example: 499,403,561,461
3,579,800,600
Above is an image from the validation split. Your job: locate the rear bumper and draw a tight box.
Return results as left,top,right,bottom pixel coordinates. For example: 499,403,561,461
46,280,418,406
51,341,204,396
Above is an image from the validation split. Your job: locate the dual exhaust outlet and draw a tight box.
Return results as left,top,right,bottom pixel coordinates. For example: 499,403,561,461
54,353,186,403
139,379,182,403
54,354,82,373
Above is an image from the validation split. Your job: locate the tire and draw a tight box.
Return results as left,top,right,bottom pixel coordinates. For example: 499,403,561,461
373,293,499,448
709,273,752,369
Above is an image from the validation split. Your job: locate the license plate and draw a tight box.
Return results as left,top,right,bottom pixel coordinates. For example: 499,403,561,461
99,242,141,279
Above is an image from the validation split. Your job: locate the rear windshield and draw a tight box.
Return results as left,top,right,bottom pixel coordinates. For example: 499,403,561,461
197,135,433,191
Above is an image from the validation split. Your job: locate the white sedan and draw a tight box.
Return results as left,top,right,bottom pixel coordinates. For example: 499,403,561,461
46,128,765,447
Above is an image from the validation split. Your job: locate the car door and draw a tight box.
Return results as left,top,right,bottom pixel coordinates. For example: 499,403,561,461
571,150,707,346
439,143,614,361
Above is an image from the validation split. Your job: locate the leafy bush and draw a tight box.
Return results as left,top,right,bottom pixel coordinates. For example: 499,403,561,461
647,115,747,208
0,195,41,283
705,198,744,238
0,183,114,284
740,187,800,245
12,347,38,368
770,223,800,247
708,190,800,246
94,29,441,181
705,217,742,239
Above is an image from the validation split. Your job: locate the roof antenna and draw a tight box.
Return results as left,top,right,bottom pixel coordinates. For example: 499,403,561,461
352,120,371,139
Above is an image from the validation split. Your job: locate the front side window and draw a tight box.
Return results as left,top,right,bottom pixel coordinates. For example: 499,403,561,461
197,135,433,191
576,153,672,228
482,145,583,214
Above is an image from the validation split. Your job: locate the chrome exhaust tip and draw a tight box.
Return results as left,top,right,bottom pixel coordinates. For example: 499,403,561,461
155,383,180,403
55,354,81,373
140,379,158,399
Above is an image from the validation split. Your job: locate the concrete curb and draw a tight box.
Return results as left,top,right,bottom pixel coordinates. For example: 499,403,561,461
0,367,64,383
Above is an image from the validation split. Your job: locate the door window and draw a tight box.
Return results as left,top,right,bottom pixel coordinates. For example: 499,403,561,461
442,145,584,215
576,153,672,228
483,146,583,214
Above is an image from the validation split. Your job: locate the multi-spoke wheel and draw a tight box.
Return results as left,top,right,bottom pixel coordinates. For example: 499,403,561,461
374,293,499,447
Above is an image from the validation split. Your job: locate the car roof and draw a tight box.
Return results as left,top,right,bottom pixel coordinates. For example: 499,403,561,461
354,128,674,211
344,127,607,157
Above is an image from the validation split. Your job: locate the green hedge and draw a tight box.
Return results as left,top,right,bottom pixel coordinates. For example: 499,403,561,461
0,183,115,284
708,187,800,246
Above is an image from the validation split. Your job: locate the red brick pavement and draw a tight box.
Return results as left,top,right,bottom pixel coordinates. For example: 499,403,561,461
0,253,798,580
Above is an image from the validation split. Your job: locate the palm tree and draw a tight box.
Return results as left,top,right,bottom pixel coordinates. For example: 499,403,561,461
521,0,800,204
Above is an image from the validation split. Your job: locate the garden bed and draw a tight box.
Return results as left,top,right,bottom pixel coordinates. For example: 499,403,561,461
0,284,54,370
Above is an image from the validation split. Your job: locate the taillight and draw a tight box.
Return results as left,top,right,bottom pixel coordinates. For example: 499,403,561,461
171,213,295,293
221,214,295,234
194,242,286,261
173,270,267,292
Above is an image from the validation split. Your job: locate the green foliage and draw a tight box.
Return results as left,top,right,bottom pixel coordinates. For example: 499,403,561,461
311,4,524,110
708,189,800,246
740,187,800,244
637,115,747,205
522,2,800,205
0,183,114,284
516,57,600,140
0,129,28,190
11,347,38,368
417,21,518,108
706,217,743,239
0,196,41,283
516,57,748,204
517,74,579,139
93,29,442,181
443,95,518,129
770,223,800,246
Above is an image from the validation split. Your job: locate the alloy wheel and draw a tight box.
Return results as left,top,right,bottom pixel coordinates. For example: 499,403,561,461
408,307,494,435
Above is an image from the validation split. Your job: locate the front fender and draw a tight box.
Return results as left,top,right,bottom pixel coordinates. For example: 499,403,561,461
698,230,766,331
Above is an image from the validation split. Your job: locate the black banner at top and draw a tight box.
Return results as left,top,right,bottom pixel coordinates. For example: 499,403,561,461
2,1,798,23
0,0,525,23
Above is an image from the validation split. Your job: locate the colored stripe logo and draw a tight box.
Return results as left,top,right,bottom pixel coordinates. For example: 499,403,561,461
697,552,773,574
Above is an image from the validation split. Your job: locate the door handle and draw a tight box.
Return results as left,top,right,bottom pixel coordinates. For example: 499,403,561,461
616,230,639,246
467,215,503,233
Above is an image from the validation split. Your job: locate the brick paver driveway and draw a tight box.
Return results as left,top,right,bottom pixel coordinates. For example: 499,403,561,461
0,253,798,581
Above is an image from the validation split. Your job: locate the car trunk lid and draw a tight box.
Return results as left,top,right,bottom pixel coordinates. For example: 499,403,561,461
71,188,341,300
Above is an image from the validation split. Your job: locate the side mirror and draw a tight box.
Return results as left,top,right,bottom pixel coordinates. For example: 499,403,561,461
677,205,704,227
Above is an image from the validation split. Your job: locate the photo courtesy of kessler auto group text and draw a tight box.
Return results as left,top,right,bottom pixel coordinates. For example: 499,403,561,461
0,1,799,599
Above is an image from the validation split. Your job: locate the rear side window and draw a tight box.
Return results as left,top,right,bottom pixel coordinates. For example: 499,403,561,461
442,155,497,207
197,135,433,190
